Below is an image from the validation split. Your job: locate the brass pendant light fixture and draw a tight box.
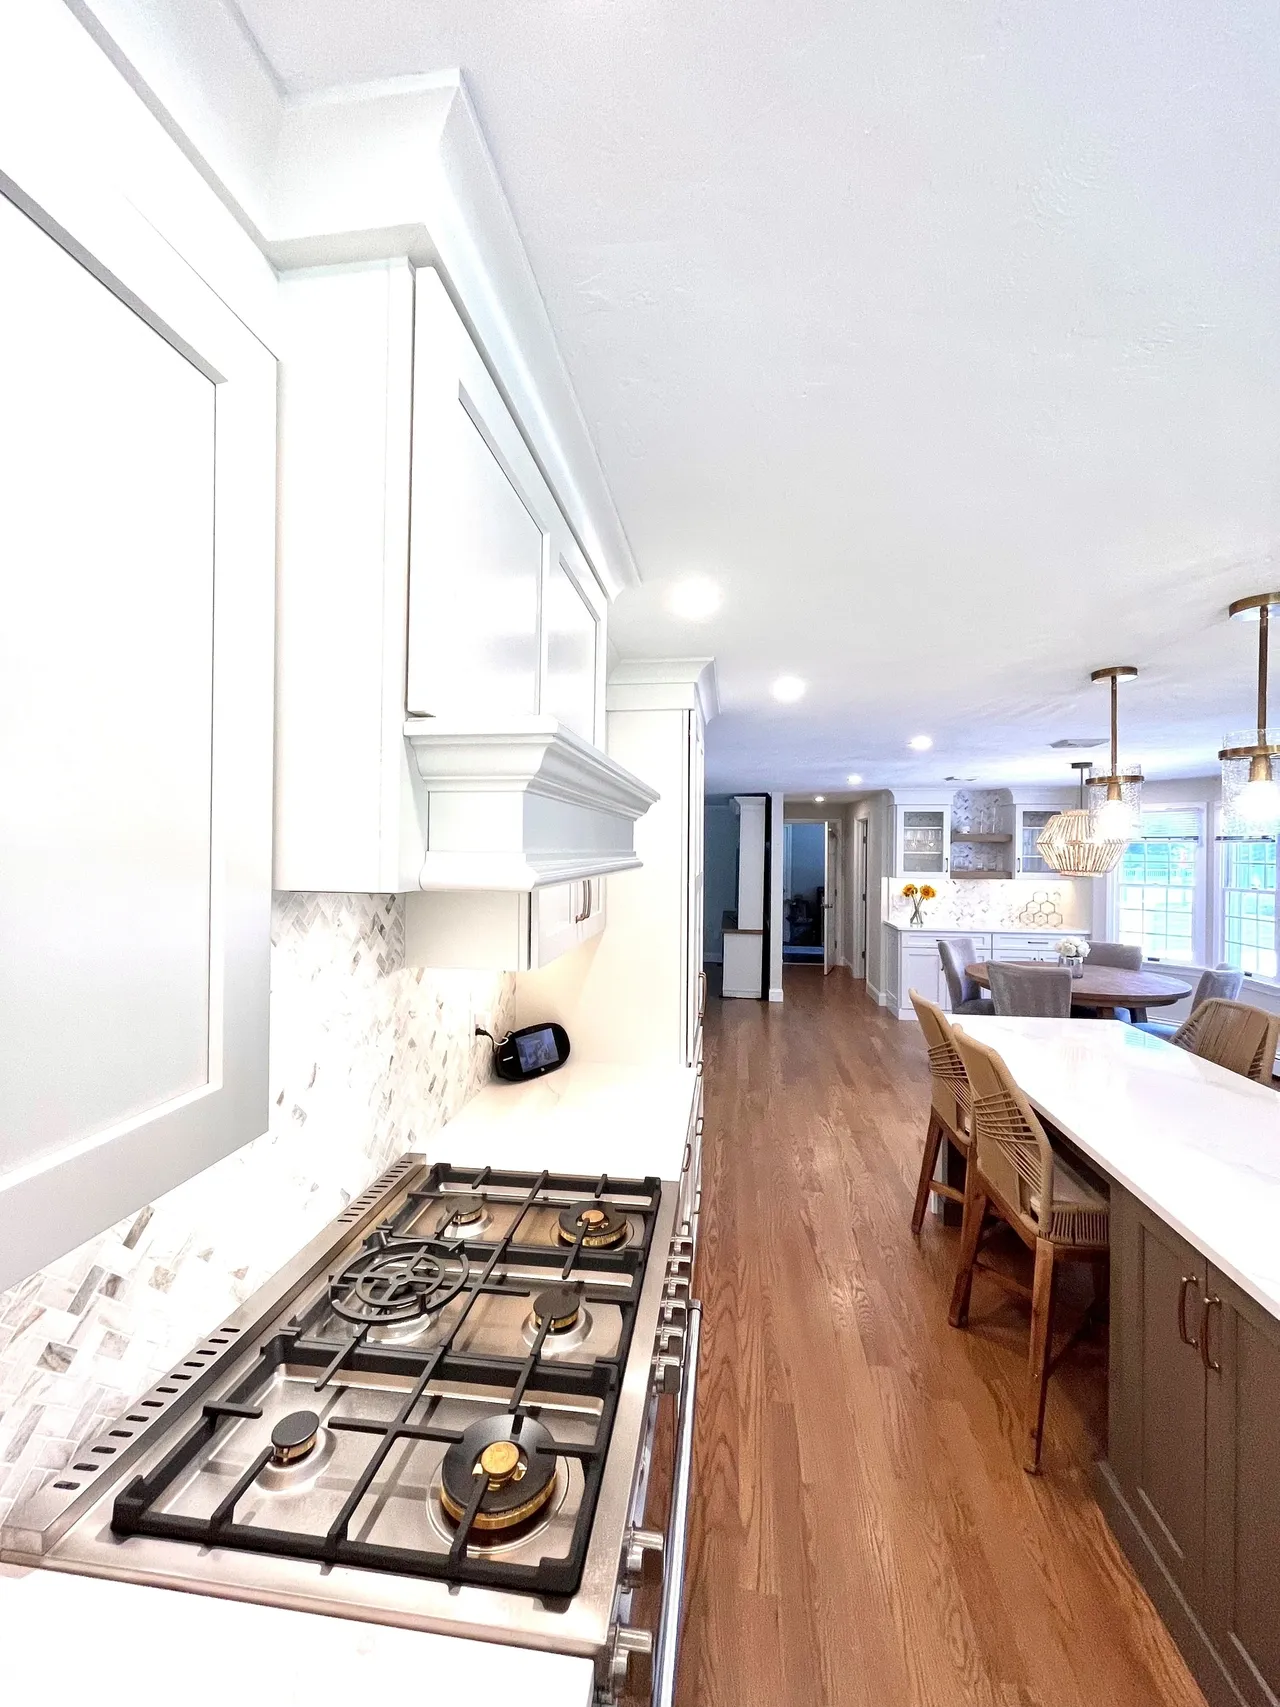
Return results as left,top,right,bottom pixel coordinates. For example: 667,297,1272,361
1085,665,1143,841
1218,592,1280,840
1036,759,1129,877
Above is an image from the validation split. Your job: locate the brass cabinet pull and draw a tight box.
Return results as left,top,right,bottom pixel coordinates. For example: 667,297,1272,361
1200,1295,1223,1372
1177,1275,1200,1348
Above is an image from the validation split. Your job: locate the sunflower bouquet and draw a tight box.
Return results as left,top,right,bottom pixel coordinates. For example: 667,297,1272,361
901,882,936,926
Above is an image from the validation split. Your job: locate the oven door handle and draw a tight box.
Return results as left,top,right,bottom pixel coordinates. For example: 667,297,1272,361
652,1298,702,1707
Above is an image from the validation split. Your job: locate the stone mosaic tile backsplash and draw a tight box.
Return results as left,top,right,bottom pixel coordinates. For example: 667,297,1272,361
0,893,515,1528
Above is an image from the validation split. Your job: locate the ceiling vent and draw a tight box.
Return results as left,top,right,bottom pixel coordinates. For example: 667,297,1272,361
1049,736,1107,749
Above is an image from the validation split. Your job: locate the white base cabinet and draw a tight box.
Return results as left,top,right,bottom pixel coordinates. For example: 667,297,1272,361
405,880,605,973
881,928,1090,1019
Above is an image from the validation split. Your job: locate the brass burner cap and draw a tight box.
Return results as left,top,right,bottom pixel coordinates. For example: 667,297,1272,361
581,1207,606,1226
478,1440,522,1485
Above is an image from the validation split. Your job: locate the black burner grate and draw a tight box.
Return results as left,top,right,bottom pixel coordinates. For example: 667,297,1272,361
111,1165,661,1599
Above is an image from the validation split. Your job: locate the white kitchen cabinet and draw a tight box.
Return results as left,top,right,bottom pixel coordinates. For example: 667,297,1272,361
0,138,274,1289
892,804,952,876
404,879,606,973
516,661,716,1068
275,263,634,894
407,272,604,732
1013,807,1059,877
990,931,1087,962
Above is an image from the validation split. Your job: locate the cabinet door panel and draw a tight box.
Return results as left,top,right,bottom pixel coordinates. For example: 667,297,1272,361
411,403,542,718
543,556,598,741
1111,1195,1207,1605
1205,1273,1280,1705
0,164,273,1288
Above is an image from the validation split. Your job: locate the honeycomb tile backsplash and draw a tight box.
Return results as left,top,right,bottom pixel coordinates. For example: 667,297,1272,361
0,893,515,1528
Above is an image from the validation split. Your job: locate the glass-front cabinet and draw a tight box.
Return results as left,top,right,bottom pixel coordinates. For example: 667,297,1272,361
893,805,951,876
1015,807,1058,877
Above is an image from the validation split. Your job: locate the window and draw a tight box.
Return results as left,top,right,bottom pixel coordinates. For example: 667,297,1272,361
1115,808,1202,964
1219,836,1277,978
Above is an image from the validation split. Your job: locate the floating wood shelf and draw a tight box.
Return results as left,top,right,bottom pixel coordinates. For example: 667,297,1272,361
951,832,1012,843
952,869,1013,880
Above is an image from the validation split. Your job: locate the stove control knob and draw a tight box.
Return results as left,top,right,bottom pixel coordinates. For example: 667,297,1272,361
653,1351,683,1394
624,1526,665,1582
609,1625,653,1694
657,1321,686,1362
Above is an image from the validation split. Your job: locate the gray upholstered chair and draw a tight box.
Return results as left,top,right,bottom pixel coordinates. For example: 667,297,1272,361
1136,966,1244,1041
937,938,992,1016
986,962,1072,1018
1084,941,1143,971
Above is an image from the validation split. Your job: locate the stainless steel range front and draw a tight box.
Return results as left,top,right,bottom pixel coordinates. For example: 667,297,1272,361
1,1157,701,1705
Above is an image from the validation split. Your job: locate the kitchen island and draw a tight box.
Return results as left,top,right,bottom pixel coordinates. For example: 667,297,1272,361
952,1016,1280,1707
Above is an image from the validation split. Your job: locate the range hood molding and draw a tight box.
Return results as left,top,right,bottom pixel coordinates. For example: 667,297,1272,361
404,716,659,891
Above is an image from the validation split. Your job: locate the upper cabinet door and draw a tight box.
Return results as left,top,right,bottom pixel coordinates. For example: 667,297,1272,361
0,170,274,1289
543,553,603,743
409,273,556,721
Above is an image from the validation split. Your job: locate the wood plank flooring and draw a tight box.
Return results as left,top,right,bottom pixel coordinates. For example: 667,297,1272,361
676,967,1206,1707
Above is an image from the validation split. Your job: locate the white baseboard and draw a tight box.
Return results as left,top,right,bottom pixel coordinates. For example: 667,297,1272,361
768,986,784,1003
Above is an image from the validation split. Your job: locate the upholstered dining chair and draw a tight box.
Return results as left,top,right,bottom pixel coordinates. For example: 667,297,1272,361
936,938,991,1016
1137,966,1244,1041
949,1028,1110,1473
1084,941,1143,971
1170,997,1280,1084
986,962,1072,1019
908,990,972,1235
1080,941,1142,1020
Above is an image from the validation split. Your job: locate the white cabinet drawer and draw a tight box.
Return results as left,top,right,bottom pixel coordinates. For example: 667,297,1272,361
405,879,606,972
991,932,1085,962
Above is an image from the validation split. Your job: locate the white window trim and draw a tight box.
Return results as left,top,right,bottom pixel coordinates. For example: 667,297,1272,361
1108,803,1208,968
1211,801,1280,986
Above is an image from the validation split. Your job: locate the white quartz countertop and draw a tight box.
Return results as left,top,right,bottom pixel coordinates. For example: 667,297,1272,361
883,922,1079,935
430,1058,699,1182
951,1016,1280,1319
0,1565,593,1704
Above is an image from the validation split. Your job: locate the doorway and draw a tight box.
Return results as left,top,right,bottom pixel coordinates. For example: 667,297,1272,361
783,822,828,966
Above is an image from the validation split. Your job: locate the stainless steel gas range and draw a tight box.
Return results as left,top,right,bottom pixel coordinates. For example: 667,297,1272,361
1,1158,701,1705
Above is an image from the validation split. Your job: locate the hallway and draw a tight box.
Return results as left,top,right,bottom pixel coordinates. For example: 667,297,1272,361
678,967,1205,1707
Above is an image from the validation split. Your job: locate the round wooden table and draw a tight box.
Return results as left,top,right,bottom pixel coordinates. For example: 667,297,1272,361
965,960,1193,1022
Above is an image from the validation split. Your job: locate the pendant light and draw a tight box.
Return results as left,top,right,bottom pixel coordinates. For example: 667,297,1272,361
1036,760,1129,876
1219,591,1280,840
1085,666,1143,841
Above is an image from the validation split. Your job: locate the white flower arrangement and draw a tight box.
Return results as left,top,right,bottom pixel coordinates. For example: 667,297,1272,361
1056,936,1087,959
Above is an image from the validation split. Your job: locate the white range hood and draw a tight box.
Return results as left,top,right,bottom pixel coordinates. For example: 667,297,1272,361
404,716,659,890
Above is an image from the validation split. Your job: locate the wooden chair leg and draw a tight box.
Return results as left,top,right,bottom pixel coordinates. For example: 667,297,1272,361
948,1178,987,1329
910,1109,946,1235
1024,1237,1058,1474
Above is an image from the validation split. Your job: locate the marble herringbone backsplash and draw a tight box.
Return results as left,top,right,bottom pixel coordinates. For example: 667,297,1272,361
0,893,515,1527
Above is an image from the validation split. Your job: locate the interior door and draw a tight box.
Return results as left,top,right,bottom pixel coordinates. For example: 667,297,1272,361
824,821,839,974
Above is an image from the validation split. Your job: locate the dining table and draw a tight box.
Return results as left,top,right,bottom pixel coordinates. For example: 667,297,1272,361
965,958,1192,1022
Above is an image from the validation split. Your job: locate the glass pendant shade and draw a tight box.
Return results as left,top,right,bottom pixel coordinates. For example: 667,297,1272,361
1085,771,1143,841
1220,732,1280,839
1218,594,1280,841
1035,760,1129,876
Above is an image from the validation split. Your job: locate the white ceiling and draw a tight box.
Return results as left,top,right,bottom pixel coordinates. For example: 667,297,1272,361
237,0,1280,792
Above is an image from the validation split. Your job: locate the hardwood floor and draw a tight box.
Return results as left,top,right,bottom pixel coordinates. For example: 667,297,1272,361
676,967,1206,1707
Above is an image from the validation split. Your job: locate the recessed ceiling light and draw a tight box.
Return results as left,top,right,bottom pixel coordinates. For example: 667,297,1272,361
814,795,825,803
771,675,805,703
664,575,722,621
908,734,933,751
846,773,863,785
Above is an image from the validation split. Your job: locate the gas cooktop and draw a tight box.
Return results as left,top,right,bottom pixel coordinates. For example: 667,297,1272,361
104,1164,663,1600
